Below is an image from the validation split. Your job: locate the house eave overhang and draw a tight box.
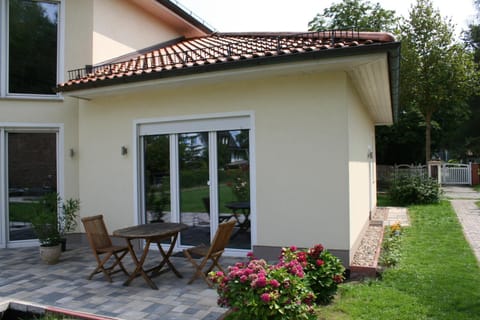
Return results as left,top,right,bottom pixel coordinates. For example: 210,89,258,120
60,42,400,124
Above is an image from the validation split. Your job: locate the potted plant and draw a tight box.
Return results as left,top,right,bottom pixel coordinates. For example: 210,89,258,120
31,193,62,264
58,198,80,251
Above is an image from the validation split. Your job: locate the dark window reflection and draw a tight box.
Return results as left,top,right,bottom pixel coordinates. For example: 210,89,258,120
9,0,58,94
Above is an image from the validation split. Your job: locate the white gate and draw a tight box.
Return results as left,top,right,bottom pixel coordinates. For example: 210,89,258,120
441,163,472,185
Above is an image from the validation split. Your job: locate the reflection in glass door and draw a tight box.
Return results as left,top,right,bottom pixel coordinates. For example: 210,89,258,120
7,132,57,242
218,130,250,249
178,132,210,246
144,135,171,225
140,125,252,251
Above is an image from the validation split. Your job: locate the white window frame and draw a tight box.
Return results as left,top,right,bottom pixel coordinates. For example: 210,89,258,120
0,0,65,99
134,112,256,256
0,123,64,248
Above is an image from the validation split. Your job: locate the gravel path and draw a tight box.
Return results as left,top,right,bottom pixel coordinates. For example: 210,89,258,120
351,207,409,268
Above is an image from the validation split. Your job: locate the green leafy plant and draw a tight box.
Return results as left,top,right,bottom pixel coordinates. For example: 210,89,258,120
389,175,441,205
59,198,80,236
379,222,403,268
32,193,81,246
280,244,345,305
31,193,61,247
210,255,316,320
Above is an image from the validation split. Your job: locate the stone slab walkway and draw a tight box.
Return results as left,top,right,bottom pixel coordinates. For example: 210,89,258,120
0,246,242,319
443,186,480,264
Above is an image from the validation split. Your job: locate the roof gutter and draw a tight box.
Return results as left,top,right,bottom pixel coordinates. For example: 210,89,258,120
155,0,213,34
58,41,401,122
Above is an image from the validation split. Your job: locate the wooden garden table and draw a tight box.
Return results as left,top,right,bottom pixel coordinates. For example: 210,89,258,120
113,222,188,290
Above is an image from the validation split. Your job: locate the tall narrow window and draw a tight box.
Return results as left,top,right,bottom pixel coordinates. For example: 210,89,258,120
8,0,58,94
8,132,57,241
144,135,171,224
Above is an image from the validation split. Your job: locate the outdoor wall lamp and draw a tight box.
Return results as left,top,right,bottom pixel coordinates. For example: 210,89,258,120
121,146,128,156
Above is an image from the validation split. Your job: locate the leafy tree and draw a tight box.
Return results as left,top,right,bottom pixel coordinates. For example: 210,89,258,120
400,0,478,164
459,0,480,161
308,0,398,32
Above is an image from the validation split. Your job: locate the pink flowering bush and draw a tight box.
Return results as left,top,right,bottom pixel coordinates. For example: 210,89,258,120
210,245,345,318
210,257,316,320
281,244,345,305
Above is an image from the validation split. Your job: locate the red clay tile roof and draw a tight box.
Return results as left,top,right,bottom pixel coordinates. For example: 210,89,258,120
57,31,397,92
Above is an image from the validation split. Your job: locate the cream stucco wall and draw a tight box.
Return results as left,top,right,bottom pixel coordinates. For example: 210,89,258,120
346,77,376,258
92,0,181,64
64,0,93,75
77,69,352,251
0,97,79,203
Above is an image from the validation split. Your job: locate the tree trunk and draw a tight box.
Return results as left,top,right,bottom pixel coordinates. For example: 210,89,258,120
425,112,432,164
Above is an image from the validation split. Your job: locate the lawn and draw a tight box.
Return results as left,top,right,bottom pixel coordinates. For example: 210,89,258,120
318,200,480,319
180,184,236,212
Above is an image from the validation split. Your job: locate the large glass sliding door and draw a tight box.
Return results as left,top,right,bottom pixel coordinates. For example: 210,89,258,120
6,131,57,243
140,117,252,251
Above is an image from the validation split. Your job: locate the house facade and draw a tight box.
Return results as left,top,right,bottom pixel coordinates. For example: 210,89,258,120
0,0,400,266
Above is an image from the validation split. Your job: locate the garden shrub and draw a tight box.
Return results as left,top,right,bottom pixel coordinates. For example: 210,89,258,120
389,175,441,205
210,245,345,319
211,258,317,320
280,245,345,305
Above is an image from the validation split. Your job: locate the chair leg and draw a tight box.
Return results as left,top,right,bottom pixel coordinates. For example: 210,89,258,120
184,252,217,287
88,251,129,282
111,251,129,276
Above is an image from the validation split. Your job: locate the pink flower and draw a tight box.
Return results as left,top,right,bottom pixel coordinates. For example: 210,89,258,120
255,276,267,288
316,259,325,267
269,279,280,288
290,245,297,251
260,293,271,303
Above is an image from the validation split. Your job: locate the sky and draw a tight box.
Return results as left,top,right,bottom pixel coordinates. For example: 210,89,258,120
176,0,476,36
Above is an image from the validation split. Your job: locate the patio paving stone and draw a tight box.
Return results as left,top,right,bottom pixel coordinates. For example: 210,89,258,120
0,245,242,319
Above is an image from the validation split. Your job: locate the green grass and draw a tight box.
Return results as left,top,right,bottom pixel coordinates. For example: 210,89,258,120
180,184,237,212
376,193,399,207
318,201,480,319
9,201,42,222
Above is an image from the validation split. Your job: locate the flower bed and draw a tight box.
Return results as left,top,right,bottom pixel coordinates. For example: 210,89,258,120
210,244,345,319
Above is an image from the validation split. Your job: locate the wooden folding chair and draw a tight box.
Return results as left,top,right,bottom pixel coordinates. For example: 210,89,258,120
183,219,236,287
81,215,129,282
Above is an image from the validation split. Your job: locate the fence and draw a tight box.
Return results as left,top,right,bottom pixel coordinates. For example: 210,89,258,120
377,163,474,189
441,163,471,185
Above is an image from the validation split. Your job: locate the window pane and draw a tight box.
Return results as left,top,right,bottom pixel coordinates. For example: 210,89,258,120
144,135,171,224
9,0,58,94
8,132,57,241
178,132,210,246
218,130,251,249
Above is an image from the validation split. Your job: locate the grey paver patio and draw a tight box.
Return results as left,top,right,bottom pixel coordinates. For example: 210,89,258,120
0,245,243,319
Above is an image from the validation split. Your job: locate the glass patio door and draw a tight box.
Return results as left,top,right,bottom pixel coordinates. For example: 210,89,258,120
140,117,252,251
5,131,58,243
178,132,210,246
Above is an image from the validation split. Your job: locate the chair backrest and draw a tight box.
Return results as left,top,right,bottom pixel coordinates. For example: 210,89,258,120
209,219,236,255
81,214,113,251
